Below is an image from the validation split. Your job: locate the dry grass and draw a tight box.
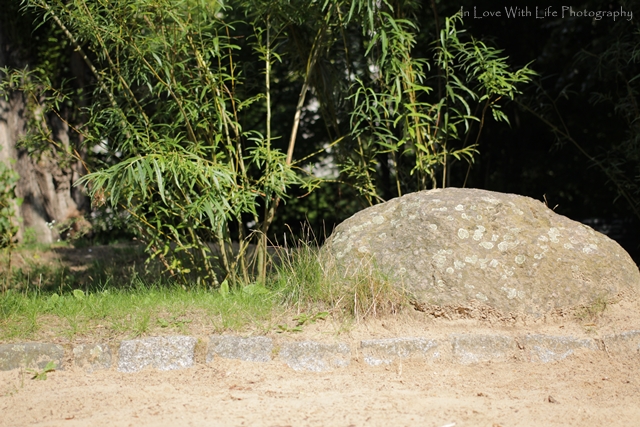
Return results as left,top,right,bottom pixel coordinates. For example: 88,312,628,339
271,240,409,322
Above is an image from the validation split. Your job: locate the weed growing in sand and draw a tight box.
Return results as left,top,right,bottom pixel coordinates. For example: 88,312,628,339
26,361,56,381
575,295,609,322
276,311,329,333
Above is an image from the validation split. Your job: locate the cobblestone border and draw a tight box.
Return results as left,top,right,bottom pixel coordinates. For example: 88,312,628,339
1,330,638,373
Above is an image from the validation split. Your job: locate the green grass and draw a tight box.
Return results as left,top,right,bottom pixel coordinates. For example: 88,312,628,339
0,280,282,341
0,239,409,342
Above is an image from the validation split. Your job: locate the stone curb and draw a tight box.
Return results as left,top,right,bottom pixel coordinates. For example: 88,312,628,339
1,330,638,373
117,336,198,373
279,341,351,372
360,337,440,366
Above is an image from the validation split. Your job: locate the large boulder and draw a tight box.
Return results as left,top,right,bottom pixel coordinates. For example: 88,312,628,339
324,188,640,317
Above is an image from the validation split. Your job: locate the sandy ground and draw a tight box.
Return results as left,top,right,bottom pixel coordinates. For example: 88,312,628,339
2,244,640,426
1,350,640,427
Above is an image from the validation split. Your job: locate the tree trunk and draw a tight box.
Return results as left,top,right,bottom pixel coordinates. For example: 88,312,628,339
0,20,88,244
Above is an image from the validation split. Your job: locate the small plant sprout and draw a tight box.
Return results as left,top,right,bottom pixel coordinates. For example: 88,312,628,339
27,361,56,381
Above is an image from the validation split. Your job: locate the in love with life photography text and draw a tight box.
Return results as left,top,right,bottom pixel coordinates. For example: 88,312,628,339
461,5,633,21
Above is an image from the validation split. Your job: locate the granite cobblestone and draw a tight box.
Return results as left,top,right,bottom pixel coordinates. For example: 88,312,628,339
1,330,638,373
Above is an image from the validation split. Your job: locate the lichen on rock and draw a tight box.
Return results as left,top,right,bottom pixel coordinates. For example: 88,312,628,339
323,188,640,317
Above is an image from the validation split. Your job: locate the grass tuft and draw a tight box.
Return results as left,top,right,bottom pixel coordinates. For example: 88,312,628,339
271,236,408,321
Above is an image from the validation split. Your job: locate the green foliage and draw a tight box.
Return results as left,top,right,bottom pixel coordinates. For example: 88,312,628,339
345,11,535,196
0,152,21,293
0,155,20,249
0,66,78,164
21,228,38,247
15,0,315,287
7,1,533,287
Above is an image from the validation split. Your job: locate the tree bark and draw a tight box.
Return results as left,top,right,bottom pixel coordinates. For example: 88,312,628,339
0,21,88,244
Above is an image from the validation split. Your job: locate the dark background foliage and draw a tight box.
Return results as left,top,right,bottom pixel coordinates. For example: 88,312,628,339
2,0,639,261
267,0,640,261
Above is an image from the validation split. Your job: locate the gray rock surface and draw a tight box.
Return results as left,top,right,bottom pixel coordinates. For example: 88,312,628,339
522,335,597,363
279,341,351,372
451,334,515,364
0,343,64,371
603,330,640,355
117,336,197,373
324,188,640,316
73,343,112,372
207,336,273,363
360,337,439,366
